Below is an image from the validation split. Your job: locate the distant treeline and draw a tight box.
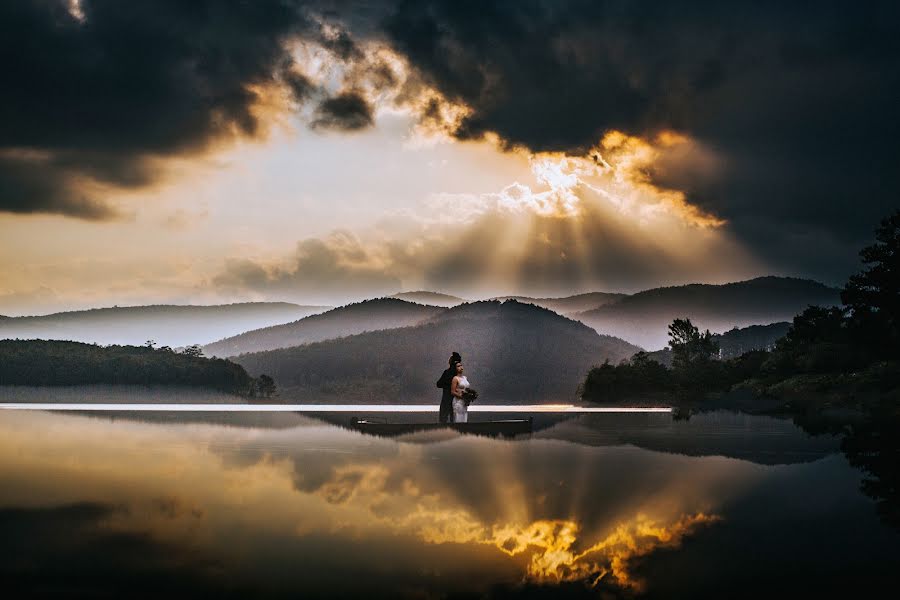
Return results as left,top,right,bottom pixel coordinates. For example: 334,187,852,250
581,211,900,405
646,321,791,366
0,340,275,397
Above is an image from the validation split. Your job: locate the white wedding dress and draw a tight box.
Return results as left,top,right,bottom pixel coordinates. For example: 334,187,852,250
452,375,470,423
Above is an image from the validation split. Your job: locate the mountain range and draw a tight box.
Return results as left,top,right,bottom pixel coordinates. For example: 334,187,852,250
204,298,445,357
234,300,641,404
573,277,839,349
0,303,328,348
0,277,841,403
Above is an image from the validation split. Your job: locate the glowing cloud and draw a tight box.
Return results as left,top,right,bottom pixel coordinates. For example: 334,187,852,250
396,507,719,590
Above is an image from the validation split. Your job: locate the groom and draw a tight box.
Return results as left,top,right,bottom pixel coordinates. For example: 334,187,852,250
436,351,461,423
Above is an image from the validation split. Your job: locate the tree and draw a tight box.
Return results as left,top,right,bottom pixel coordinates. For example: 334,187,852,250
841,210,900,357
668,318,718,370
257,374,277,398
181,344,204,358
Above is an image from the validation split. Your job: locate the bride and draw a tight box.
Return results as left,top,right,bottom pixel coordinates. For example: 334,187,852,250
450,362,471,423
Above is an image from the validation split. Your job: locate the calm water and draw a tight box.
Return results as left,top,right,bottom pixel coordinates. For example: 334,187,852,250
1,404,898,598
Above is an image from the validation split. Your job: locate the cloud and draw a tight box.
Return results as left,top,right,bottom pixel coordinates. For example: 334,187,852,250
0,1,407,219
0,152,119,219
5,0,896,286
213,230,402,303
312,91,374,131
0,285,63,317
211,155,759,301
0,0,320,218
379,0,900,282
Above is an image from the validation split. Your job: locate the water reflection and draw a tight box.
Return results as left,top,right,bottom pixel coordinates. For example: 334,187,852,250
1,409,898,598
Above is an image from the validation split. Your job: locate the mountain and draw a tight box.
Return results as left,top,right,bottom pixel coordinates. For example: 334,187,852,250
204,298,446,357
0,303,328,348
492,292,628,314
233,300,641,403
390,291,466,307
574,277,839,349
647,321,792,366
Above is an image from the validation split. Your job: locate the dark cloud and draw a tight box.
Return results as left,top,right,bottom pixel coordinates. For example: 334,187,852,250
0,153,117,219
4,0,898,285
381,0,900,283
0,0,318,218
312,91,374,131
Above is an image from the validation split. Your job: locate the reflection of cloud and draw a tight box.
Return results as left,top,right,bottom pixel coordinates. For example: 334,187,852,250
307,461,719,590
0,410,747,596
503,513,719,590
318,464,390,505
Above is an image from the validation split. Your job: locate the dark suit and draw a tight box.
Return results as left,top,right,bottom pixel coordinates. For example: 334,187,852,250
436,364,457,423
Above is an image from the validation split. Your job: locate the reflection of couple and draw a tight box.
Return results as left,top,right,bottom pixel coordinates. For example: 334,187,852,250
436,352,472,423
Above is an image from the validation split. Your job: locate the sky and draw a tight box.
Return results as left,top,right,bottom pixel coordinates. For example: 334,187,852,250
1,0,898,315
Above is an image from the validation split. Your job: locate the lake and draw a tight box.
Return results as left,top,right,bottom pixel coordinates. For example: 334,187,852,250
1,395,898,598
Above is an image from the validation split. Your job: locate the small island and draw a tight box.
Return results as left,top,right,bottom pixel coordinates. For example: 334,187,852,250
0,339,276,398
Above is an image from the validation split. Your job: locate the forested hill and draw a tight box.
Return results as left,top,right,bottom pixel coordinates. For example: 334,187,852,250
0,303,328,347
0,340,261,395
574,277,838,349
389,291,466,307
204,298,446,357
492,292,628,315
234,300,641,404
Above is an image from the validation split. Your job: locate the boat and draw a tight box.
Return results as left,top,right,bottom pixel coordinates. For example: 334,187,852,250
351,418,533,438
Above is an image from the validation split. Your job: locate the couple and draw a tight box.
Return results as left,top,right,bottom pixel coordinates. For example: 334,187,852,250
436,351,475,423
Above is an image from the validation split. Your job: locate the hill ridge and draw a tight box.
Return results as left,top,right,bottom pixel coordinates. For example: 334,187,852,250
234,299,640,403
204,298,446,357
574,276,839,349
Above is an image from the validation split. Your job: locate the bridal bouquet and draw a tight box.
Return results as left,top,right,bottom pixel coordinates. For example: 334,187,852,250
462,388,478,404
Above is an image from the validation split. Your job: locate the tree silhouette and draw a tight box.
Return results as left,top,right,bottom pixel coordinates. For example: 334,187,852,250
668,318,718,370
841,210,900,357
181,344,204,358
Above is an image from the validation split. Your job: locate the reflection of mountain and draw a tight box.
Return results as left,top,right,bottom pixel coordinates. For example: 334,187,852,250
204,298,445,357
535,412,842,465
390,291,466,307
3,407,894,599
234,300,641,403
491,292,628,315
648,322,791,365
575,276,839,349
0,303,328,347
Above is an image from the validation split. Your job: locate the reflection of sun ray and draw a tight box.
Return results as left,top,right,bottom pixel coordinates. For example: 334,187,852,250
305,441,723,592
0,411,728,595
